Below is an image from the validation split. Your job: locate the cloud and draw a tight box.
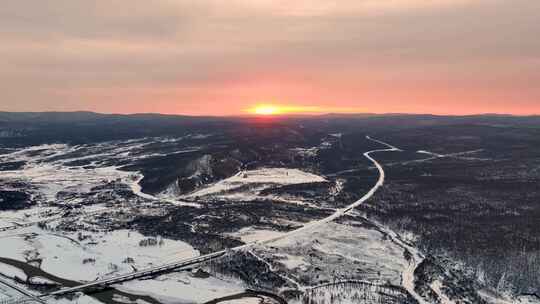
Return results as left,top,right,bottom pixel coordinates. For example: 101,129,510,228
1,0,539,114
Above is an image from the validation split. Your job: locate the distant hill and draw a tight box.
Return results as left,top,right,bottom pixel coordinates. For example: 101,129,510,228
1,111,539,147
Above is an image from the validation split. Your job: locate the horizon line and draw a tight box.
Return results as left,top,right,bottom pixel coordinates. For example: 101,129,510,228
1,110,540,118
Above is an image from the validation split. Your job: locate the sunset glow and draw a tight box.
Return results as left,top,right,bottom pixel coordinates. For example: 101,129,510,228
247,104,328,115
246,104,368,116
250,105,283,115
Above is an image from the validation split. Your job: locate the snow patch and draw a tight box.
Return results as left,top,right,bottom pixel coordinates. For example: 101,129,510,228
187,168,326,198
0,263,27,281
228,227,286,244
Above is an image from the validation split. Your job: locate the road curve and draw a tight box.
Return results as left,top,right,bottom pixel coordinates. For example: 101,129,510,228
255,135,400,244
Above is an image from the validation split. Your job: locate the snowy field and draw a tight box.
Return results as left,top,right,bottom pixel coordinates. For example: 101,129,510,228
0,137,205,202
0,163,135,204
185,167,328,204
256,220,408,286
0,227,198,282
0,138,202,230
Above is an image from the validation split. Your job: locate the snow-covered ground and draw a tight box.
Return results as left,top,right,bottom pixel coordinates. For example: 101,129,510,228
0,282,26,303
0,228,198,282
184,168,327,205
0,142,132,205
479,290,540,304
0,138,202,231
1,163,135,204
260,221,407,286
0,225,248,304
48,294,104,304
290,147,319,158
117,272,246,304
0,205,62,228
273,253,307,270
129,174,200,208
227,227,286,244
0,263,27,281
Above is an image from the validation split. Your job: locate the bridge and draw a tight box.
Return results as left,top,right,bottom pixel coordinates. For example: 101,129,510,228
42,250,227,297
0,278,46,304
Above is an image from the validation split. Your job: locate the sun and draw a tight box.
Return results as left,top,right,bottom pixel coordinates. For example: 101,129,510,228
250,105,283,115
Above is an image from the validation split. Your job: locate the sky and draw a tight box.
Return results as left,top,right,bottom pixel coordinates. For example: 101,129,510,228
1,0,539,116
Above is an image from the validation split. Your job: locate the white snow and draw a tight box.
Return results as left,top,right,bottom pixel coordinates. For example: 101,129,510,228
28,276,57,285
269,222,407,284
1,162,135,203
46,293,105,304
0,206,61,227
0,263,27,281
0,229,198,282
478,289,540,304
228,227,285,243
128,175,200,208
276,254,307,270
187,168,326,198
290,147,319,158
0,139,203,209
0,282,25,302
431,280,455,304
518,295,540,304
117,272,246,304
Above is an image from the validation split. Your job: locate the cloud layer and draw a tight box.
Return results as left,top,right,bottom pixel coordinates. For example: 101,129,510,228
1,0,539,115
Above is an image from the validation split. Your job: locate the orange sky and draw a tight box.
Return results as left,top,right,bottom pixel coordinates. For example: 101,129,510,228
1,0,539,115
